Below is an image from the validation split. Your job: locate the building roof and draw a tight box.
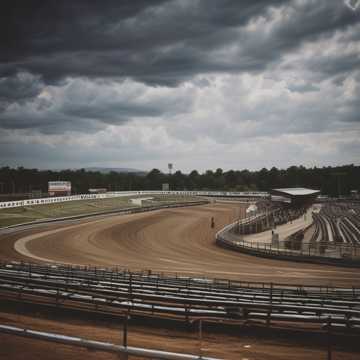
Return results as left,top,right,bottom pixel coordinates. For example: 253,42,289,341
271,188,320,197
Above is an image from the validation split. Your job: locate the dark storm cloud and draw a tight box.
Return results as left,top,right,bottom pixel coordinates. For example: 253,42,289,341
0,0,357,90
0,0,291,85
0,0,359,170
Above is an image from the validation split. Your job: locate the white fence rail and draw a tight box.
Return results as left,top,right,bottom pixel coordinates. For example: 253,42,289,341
0,191,268,210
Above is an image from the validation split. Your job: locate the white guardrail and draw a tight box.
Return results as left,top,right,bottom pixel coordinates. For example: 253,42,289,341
0,191,268,210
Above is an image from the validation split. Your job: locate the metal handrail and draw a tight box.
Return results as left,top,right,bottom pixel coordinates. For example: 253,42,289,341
2,261,358,292
0,324,220,360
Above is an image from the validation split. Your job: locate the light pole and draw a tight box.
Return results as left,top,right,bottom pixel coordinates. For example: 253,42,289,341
168,163,173,175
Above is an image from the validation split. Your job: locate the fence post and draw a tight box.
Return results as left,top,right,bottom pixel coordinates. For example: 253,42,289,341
185,305,189,323
198,319,203,359
128,273,132,299
327,317,332,360
266,309,271,327
123,315,128,347
122,313,129,360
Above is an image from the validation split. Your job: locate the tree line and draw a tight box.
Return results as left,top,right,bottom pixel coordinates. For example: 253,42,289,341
0,164,359,197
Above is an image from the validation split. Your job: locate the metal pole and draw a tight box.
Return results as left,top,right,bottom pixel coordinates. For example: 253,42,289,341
198,319,203,359
123,315,128,348
327,317,332,360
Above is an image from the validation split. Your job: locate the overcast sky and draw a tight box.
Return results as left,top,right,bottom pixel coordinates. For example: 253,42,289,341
0,0,359,173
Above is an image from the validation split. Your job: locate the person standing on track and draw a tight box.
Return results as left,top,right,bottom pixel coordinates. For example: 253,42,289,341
211,217,215,228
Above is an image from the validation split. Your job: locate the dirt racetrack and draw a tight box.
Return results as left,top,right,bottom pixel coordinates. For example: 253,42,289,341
1,202,360,360
1,202,359,287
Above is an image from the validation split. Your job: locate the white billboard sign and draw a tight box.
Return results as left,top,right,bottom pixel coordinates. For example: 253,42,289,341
48,181,71,196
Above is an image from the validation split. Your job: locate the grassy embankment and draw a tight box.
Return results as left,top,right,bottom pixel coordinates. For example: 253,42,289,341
0,195,200,228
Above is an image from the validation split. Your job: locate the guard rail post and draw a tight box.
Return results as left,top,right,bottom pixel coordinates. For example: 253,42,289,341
198,319,203,360
327,316,332,360
123,314,129,353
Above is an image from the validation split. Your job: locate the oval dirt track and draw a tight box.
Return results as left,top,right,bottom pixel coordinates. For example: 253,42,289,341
1,202,360,286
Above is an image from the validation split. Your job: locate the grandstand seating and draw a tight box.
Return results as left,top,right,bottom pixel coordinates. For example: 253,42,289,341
310,202,360,246
236,200,307,235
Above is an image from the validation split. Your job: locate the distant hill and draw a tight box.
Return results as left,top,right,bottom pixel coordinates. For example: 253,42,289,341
84,167,146,175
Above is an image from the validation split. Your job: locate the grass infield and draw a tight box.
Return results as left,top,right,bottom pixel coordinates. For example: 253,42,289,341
0,195,199,228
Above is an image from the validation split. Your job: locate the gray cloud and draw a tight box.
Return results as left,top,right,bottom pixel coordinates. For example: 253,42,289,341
0,0,359,170
0,77,194,133
287,83,320,93
4,0,354,85
0,72,43,108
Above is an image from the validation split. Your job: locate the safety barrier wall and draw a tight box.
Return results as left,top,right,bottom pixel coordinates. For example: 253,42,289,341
0,190,268,209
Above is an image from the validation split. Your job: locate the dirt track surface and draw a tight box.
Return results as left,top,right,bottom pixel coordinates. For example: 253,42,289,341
1,202,359,287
